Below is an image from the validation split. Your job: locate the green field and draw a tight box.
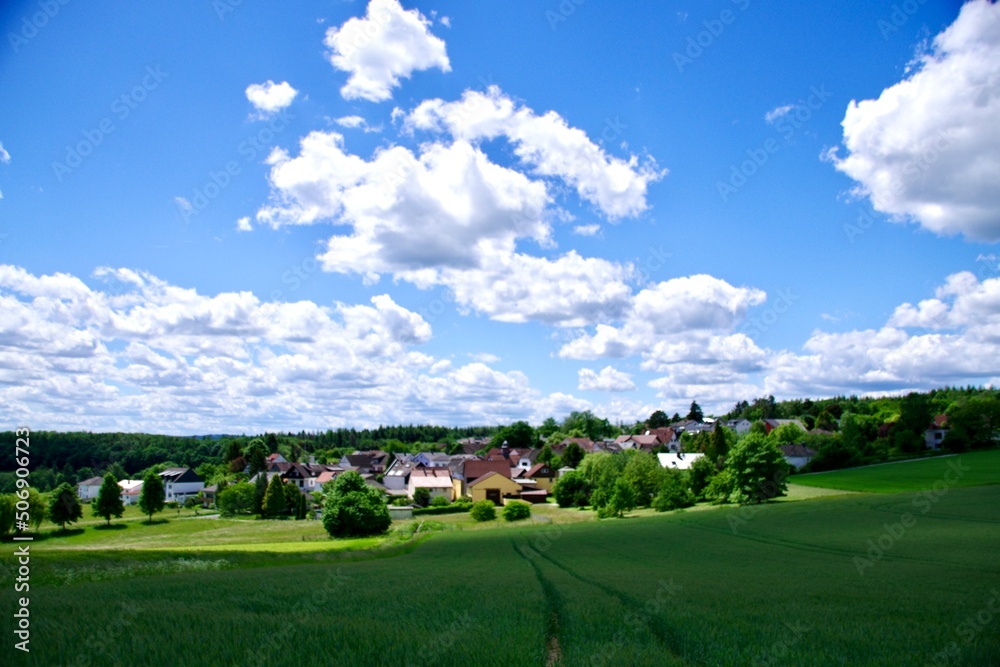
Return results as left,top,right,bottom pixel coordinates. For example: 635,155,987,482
4,476,1000,666
791,449,1000,493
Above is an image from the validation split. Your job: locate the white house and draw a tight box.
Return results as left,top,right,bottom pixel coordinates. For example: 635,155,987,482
657,452,705,471
77,476,104,500
407,468,454,502
779,444,816,470
726,419,753,434
158,467,205,503
118,479,144,505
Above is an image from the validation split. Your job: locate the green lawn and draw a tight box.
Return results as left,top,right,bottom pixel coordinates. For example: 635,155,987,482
3,485,998,666
790,449,1000,493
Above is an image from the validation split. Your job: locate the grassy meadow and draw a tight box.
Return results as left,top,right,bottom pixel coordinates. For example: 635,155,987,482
3,455,999,666
791,449,1000,493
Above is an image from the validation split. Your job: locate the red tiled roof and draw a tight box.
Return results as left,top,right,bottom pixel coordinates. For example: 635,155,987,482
464,459,511,481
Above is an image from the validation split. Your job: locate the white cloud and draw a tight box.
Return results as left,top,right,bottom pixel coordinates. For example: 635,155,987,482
578,366,636,392
829,0,1000,241
334,115,380,132
469,352,500,364
0,142,10,164
0,265,621,432
405,86,664,218
325,0,450,102
764,104,793,124
573,223,601,236
245,80,298,114
236,216,252,232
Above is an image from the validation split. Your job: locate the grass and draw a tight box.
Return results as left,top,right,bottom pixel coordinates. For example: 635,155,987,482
790,449,1000,493
2,480,998,666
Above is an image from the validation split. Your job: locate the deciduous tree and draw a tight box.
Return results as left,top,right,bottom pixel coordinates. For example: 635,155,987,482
48,483,83,530
93,472,125,525
138,470,165,523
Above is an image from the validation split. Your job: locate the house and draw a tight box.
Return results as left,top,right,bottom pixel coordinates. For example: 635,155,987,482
657,453,704,471
77,476,104,500
408,468,454,503
523,463,557,491
556,466,575,478
468,471,523,505
726,419,753,434
352,450,390,473
925,428,948,449
456,459,512,499
340,454,374,474
383,458,420,491
780,444,816,470
118,479,143,505
201,484,218,508
266,452,287,465
414,452,453,468
618,434,661,453
558,437,594,453
763,419,807,435
158,467,205,503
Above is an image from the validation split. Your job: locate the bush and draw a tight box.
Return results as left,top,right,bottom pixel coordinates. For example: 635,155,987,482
553,470,591,508
688,455,717,500
322,471,391,537
502,500,531,522
652,471,695,512
413,487,431,508
469,500,496,522
412,504,468,516
165,501,179,509
429,495,450,507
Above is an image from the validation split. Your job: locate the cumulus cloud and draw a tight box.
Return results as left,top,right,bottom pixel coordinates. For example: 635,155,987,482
573,223,601,236
404,86,664,218
334,115,380,132
245,80,298,114
829,0,1000,241
236,216,252,232
766,271,1000,397
0,265,622,432
578,366,636,392
0,142,10,164
325,0,450,102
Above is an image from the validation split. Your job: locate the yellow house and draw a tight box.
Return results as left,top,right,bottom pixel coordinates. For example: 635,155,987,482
523,463,557,492
468,471,523,505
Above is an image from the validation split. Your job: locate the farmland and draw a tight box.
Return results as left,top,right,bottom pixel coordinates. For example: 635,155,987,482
3,476,1000,666
791,449,1000,493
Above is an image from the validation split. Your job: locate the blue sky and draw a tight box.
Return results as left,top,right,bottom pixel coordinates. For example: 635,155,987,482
1,0,998,434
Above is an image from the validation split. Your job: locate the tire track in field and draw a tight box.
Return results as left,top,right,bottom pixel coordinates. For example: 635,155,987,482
525,544,684,662
511,539,563,667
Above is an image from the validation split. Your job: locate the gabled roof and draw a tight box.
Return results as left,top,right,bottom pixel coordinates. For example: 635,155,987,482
467,471,521,489
158,467,202,484
526,463,554,478
79,476,104,486
343,454,373,469
780,444,816,458
463,459,511,481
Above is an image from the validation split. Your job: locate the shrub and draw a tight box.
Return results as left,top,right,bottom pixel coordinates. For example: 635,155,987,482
469,499,496,522
502,500,531,522
413,487,431,508
322,471,391,538
553,470,591,508
429,495,450,508
652,471,695,512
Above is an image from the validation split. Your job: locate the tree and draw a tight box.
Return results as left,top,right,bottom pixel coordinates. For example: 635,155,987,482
224,439,243,463
946,395,1000,449
770,422,806,445
815,409,837,432
93,472,125,525
217,482,255,516
138,470,165,523
491,421,536,449
253,473,268,515
723,434,788,505
538,417,560,439
322,471,391,537
708,424,731,466
646,410,670,429
413,487,431,508
597,478,637,518
502,500,531,522
469,500,496,522
537,444,557,466
48,483,84,530
23,487,47,531
552,471,591,508
244,439,268,476
0,494,15,535
562,442,585,469
263,474,287,518
621,451,665,507
688,455,718,500
652,470,695,512
107,462,128,481
687,401,704,422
